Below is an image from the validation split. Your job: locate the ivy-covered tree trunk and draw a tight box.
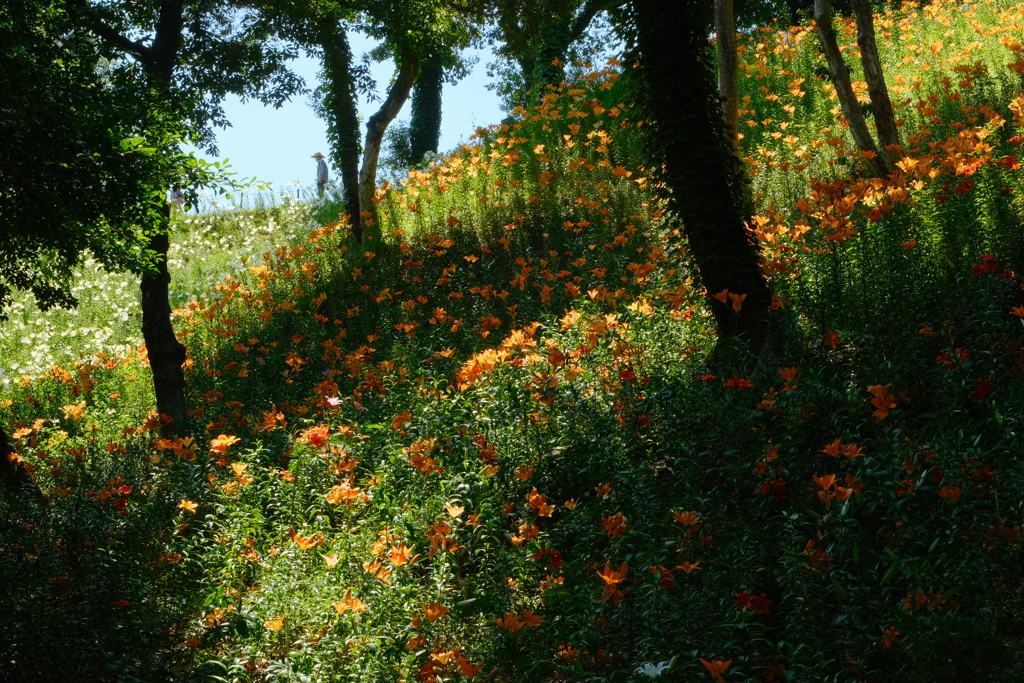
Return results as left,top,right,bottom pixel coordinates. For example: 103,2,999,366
813,0,890,177
715,0,739,152
358,52,419,245
851,0,900,152
522,0,610,99
631,0,771,348
318,19,364,241
409,57,444,163
530,21,572,91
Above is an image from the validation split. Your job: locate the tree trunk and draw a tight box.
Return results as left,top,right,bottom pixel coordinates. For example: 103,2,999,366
140,225,188,435
632,0,771,349
813,0,890,177
531,23,572,92
851,0,900,153
409,57,444,163
319,20,364,242
530,0,610,94
715,0,739,153
358,52,419,245
72,0,192,438
141,4,188,436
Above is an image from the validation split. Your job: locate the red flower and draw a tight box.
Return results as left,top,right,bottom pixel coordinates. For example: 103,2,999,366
882,627,902,653
759,478,788,502
969,378,994,402
723,375,755,391
735,590,774,614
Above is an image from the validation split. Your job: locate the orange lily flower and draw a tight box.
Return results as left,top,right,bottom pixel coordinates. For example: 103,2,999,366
601,512,628,537
521,609,544,627
494,612,524,631
700,658,732,682
289,527,322,551
332,589,367,615
673,510,702,526
819,439,842,457
840,443,865,459
423,602,448,622
812,474,837,490
458,658,484,677
210,434,241,454
596,561,629,605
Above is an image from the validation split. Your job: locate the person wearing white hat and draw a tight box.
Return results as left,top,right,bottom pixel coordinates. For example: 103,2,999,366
312,152,329,197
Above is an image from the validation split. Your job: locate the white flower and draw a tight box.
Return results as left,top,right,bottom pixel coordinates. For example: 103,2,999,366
635,660,673,679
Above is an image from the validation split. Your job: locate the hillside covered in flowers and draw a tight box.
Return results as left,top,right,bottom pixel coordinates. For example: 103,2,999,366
3,1,1024,680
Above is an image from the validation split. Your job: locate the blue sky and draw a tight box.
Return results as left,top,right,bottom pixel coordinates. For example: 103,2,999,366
190,34,505,199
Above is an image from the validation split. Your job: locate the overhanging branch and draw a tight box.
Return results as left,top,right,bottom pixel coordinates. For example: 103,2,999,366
66,0,152,64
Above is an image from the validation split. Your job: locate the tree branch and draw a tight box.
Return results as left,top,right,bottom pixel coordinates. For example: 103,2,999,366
813,0,889,176
568,0,618,45
358,50,420,243
65,0,152,63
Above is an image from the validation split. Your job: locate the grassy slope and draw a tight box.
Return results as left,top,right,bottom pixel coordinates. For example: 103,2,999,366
3,1,1024,681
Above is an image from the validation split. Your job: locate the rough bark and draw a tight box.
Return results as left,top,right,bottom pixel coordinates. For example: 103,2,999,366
814,0,890,177
140,226,188,435
715,0,739,153
358,52,420,245
319,20,363,241
0,424,43,499
851,0,901,153
632,0,771,349
409,57,444,163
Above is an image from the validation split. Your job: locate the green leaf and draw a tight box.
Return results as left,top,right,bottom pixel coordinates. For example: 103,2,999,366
881,561,900,585
830,576,850,601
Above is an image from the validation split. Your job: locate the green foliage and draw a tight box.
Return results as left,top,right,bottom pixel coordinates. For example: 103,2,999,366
380,119,417,181
0,0,160,314
0,0,302,319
